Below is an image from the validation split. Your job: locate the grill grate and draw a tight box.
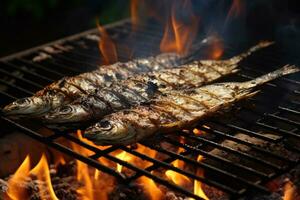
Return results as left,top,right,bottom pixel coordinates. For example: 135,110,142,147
0,18,299,200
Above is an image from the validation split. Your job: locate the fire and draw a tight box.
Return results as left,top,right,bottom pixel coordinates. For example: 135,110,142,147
5,156,31,200
193,155,209,200
227,0,244,19
115,150,134,173
130,0,140,31
160,0,200,55
5,155,59,200
30,154,59,200
283,180,297,200
138,176,163,200
208,35,224,60
165,147,191,186
97,20,117,64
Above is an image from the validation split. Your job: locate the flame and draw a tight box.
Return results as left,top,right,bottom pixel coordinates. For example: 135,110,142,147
283,180,296,200
227,0,244,19
97,20,117,64
138,176,163,200
30,154,59,200
193,155,209,200
115,151,134,173
208,35,224,60
160,0,199,55
6,156,31,200
165,146,190,186
130,0,140,31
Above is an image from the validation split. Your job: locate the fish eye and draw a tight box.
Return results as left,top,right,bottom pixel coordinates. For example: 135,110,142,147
99,120,112,131
16,98,29,105
59,106,72,113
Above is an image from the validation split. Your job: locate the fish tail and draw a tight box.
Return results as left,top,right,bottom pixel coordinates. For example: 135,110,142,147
229,41,274,64
246,64,299,88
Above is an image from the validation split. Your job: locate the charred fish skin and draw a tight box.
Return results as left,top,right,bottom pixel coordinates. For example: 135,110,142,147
43,42,274,125
43,58,240,124
84,65,299,146
2,42,273,117
2,53,180,117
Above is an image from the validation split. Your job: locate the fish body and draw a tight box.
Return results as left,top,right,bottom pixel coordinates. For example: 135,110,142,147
2,42,273,117
2,53,180,116
84,65,299,146
43,59,240,125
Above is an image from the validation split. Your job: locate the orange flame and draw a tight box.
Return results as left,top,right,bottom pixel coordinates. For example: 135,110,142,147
193,155,209,200
227,0,244,19
97,20,117,64
165,147,191,186
138,176,163,200
130,0,141,31
6,156,31,200
283,180,297,200
160,0,199,55
208,35,224,60
30,154,59,200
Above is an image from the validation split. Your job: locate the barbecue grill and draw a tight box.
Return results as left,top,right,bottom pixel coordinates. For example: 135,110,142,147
0,18,299,200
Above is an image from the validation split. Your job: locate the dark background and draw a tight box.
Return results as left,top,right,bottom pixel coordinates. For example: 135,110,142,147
0,0,299,57
0,0,130,57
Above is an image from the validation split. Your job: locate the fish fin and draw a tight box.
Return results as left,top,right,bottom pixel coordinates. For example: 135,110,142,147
245,65,299,88
229,41,274,64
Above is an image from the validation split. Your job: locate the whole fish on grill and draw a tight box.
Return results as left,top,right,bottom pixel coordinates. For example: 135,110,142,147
2,42,272,117
83,65,299,146
42,42,273,126
42,60,239,125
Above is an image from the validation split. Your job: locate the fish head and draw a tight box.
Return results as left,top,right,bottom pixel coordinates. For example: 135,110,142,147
43,103,91,124
2,96,48,116
84,118,137,146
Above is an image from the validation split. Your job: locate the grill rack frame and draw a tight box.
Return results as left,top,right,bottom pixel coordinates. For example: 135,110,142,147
0,19,299,200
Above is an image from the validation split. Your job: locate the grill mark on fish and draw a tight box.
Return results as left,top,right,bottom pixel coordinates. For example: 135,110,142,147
150,105,181,122
5,43,274,118
170,93,210,109
84,65,299,145
154,100,192,115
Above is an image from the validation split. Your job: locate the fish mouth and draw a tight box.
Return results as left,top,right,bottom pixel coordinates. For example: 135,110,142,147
43,105,91,124
84,121,136,146
2,96,51,117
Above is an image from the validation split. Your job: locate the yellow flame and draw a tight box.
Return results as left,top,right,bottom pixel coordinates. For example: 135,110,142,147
138,176,163,200
30,154,59,200
6,156,31,200
193,155,209,200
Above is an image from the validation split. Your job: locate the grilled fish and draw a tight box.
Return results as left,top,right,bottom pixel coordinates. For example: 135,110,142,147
84,65,299,146
2,53,180,116
41,42,273,125
42,60,239,125
2,42,272,117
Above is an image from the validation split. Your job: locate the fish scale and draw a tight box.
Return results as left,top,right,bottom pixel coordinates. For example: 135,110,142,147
41,42,274,126
3,42,273,118
84,65,299,146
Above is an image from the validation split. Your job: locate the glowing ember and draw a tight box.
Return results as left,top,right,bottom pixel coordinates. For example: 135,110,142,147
97,20,118,64
283,180,296,200
6,156,31,200
193,155,209,200
193,128,202,135
160,0,200,55
138,176,163,200
30,154,59,200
